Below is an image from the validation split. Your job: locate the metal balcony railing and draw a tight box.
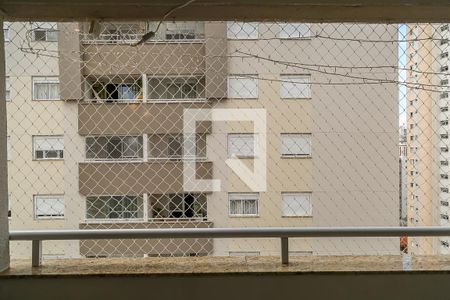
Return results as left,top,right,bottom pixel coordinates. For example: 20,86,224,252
10,226,450,267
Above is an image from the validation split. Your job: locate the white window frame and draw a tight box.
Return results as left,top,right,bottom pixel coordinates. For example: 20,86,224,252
34,195,65,219
146,75,205,102
227,22,258,39
228,133,258,158
280,133,312,157
32,76,60,100
31,22,58,42
227,75,259,99
33,135,64,160
280,75,312,99
278,23,312,39
281,192,312,217
85,135,144,162
85,195,143,221
5,76,10,101
228,193,259,217
3,22,10,42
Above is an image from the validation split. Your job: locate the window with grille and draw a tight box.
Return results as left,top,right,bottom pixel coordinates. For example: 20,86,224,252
280,75,312,99
147,77,205,100
86,195,143,220
164,22,201,40
148,134,205,160
278,23,312,39
34,195,65,219
31,22,58,42
227,75,258,99
103,23,141,42
150,194,207,219
229,193,259,216
33,136,64,160
32,76,60,100
228,134,258,158
281,134,312,157
227,22,258,39
282,193,312,217
88,76,142,101
144,21,206,41
86,136,143,161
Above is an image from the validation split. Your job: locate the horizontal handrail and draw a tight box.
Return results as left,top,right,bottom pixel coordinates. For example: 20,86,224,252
10,226,450,241
11,226,450,267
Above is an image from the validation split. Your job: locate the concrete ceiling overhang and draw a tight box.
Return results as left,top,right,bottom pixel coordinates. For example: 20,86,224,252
1,0,450,22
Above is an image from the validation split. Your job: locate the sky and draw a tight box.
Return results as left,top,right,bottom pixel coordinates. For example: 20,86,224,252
398,24,407,127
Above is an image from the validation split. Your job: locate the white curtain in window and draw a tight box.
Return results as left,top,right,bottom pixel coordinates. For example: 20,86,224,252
282,193,312,216
229,193,259,215
34,136,64,151
228,134,257,157
280,75,311,98
34,79,60,100
228,76,258,98
35,196,64,217
281,134,311,156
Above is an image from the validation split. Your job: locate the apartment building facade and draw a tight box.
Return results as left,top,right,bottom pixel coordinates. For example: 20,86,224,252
5,22,69,259
7,21,399,259
400,124,408,226
406,24,449,255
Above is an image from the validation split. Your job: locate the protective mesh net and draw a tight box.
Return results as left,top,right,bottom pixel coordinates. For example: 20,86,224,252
4,21,446,260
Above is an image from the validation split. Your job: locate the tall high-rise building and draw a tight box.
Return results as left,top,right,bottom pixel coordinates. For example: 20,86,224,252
406,24,450,254
400,124,408,226
7,21,399,259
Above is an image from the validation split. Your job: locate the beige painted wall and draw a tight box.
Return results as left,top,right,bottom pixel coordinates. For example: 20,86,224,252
6,22,70,259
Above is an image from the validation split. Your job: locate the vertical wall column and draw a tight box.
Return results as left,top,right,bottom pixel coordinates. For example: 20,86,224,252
0,17,10,272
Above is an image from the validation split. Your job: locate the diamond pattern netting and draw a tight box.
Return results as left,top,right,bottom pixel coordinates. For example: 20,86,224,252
5,21,449,261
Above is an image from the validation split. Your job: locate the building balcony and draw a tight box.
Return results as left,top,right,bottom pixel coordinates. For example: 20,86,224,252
79,21,206,76
79,161,214,195
82,43,206,76
78,102,212,135
79,220,213,257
